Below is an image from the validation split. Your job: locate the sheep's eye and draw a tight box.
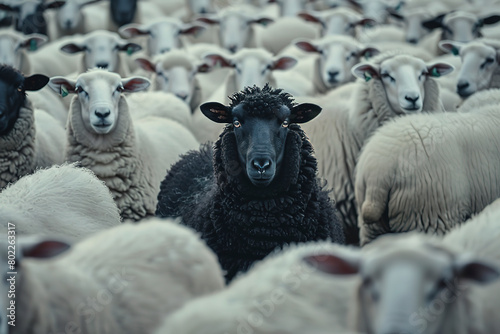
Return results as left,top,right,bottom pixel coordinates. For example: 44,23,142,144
281,120,289,128
17,85,23,92
76,86,84,93
381,72,395,82
116,86,124,93
233,120,241,128
483,57,495,68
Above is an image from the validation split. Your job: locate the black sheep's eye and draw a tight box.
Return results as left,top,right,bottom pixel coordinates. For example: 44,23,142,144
281,120,289,128
17,85,23,92
233,120,241,128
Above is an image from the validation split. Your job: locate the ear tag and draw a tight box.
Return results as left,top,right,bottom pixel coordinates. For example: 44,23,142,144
364,51,371,60
364,72,372,82
30,39,37,51
395,2,402,11
431,67,440,77
61,86,69,98
451,47,459,56
127,46,133,56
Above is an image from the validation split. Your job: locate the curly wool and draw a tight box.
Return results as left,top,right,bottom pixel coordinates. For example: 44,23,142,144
157,92,344,281
0,101,36,190
66,96,155,220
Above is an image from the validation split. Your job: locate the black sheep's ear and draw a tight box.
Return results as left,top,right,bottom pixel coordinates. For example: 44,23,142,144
290,103,322,124
422,13,446,30
200,102,232,123
24,74,50,91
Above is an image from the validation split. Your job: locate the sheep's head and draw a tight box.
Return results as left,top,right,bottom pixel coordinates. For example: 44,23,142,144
110,0,137,27
197,8,273,54
304,234,500,334
204,49,297,92
0,65,48,136
60,30,142,72
55,0,103,31
296,36,379,89
0,0,65,35
136,51,210,109
298,8,375,37
201,84,320,187
440,39,500,98
346,0,403,24
268,0,311,17
422,11,500,44
0,237,71,334
352,55,454,114
119,18,205,56
0,30,47,70
186,0,216,16
48,69,150,135
387,7,434,44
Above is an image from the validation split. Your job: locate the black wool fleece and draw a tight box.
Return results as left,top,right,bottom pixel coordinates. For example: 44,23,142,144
156,87,345,283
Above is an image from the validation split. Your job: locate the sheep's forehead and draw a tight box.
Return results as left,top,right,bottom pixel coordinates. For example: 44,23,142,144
461,43,497,58
319,37,361,52
77,72,121,90
233,50,273,63
149,19,183,33
324,7,361,20
380,56,426,74
158,54,196,71
444,11,477,25
85,31,121,44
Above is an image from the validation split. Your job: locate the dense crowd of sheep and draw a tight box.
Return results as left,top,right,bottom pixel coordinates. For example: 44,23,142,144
1,0,500,333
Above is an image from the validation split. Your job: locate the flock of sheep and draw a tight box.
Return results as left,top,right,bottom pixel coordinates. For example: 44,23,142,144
1,0,500,333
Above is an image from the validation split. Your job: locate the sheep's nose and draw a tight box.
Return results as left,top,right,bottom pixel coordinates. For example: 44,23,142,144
407,38,418,44
200,7,207,14
65,20,72,29
159,48,170,54
95,109,110,119
457,81,469,91
328,71,339,82
228,45,238,54
252,158,271,173
405,94,419,103
175,92,188,101
96,62,109,69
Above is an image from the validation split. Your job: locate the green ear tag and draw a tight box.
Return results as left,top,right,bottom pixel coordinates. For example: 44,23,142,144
30,39,37,51
364,51,371,60
61,86,69,98
364,73,372,82
431,67,440,77
451,47,459,56
127,46,133,56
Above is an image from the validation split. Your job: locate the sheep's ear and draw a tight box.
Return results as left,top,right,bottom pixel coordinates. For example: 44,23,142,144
0,4,18,12
438,40,463,56
180,23,206,36
290,103,322,123
427,62,454,78
422,13,446,30
118,42,142,55
303,253,361,276
121,77,151,93
358,47,380,60
21,239,71,259
479,15,500,26
135,58,157,73
346,0,363,10
200,102,232,123
271,56,297,70
249,16,274,26
196,16,220,25
119,24,149,38
454,256,500,284
298,11,323,25
197,62,212,73
43,1,66,10
387,8,404,21
352,63,379,81
60,42,86,54
19,34,48,51
48,77,77,97
80,0,103,8
204,54,233,68
24,74,49,92
295,40,320,53
356,18,377,28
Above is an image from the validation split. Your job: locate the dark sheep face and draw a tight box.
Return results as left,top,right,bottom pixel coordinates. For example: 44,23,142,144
0,66,48,136
0,1,65,36
110,0,137,27
201,86,321,187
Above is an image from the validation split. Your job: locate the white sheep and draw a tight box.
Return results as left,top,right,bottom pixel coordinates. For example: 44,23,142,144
439,38,500,98
135,49,214,112
457,88,500,112
0,163,121,241
3,217,225,334
302,51,454,244
153,240,360,334
0,66,66,190
355,102,500,245
294,35,380,94
48,69,199,221
60,30,143,77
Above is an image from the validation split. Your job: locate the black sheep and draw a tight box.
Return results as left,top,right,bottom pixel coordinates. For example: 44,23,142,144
156,84,345,282
0,1,65,36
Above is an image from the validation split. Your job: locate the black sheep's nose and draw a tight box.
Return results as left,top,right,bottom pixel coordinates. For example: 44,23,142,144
96,62,109,69
95,109,110,119
405,94,419,103
252,159,271,173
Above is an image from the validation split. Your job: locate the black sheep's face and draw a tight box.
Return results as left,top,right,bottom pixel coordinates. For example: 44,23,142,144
111,0,137,27
0,68,49,136
201,99,321,188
